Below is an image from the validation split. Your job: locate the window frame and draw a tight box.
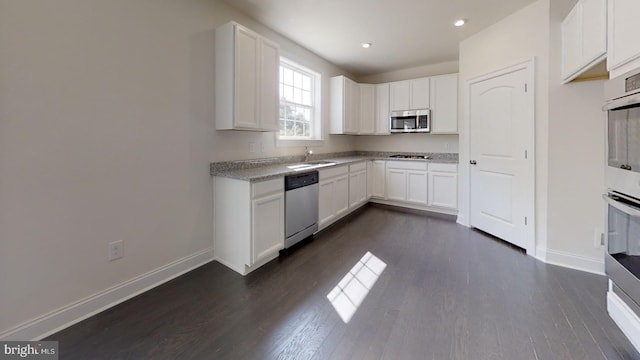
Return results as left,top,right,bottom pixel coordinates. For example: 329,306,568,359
277,57,323,144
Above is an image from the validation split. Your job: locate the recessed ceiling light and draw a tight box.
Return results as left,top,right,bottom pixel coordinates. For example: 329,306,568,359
362,43,372,49
454,19,466,27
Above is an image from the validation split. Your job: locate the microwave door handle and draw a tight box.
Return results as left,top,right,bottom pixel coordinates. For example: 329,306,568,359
603,93,640,111
604,194,640,217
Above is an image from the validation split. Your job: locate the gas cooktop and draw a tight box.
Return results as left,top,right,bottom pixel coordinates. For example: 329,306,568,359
388,154,431,160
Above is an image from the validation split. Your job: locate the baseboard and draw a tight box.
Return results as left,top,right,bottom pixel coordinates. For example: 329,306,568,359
608,290,640,353
456,212,468,227
536,246,605,275
368,198,457,216
0,248,215,341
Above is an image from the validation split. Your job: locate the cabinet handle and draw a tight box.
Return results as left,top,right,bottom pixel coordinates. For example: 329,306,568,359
470,160,477,165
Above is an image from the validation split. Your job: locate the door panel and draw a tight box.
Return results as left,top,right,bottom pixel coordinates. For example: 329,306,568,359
235,27,259,129
252,193,284,264
470,68,530,250
334,175,350,217
407,171,427,205
260,39,279,131
386,170,406,201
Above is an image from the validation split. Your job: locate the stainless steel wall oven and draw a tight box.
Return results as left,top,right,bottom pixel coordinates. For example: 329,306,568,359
604,69,640,338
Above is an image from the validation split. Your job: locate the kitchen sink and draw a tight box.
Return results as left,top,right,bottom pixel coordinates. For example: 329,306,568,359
287,161,336,171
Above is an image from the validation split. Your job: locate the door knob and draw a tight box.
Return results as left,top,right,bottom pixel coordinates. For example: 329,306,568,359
470,160,477,165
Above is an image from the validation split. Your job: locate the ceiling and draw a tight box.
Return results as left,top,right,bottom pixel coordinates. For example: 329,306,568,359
221,0,537,78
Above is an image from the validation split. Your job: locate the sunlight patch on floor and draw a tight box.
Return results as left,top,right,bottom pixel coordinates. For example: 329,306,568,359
326,251,387,323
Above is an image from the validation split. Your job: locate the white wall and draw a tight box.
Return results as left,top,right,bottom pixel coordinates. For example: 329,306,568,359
546,0,605,264
209,6,356,161
357,60,459,84
355,61,460,153
0,0,353,337
458,0,550,250
355,134,459,153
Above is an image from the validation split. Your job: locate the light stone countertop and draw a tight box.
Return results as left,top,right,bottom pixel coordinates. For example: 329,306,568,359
210,152,458,182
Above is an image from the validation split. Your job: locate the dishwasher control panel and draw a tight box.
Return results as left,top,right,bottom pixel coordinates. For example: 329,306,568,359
285,171,319,191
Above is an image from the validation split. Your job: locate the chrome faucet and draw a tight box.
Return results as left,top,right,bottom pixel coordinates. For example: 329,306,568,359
304,147,313,162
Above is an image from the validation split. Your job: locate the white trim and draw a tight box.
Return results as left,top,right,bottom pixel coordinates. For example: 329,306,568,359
462,58,536,255
277,57,323,142
368,198,458,216
535,245,604,275
608,290,640,353
0,248,215,341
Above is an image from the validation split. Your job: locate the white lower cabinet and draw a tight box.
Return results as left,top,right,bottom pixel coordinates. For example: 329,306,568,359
386,161,428,205
214,177,284,275
427,163,458,210
407,171,428,205
370,160,386,198
252,192,285,263
349,162,367,208
318,165,349,229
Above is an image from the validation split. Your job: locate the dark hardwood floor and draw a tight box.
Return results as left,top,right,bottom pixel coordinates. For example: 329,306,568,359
48,204,640,359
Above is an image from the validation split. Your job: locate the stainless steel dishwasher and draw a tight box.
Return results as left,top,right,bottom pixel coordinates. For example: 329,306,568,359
284,171,319,248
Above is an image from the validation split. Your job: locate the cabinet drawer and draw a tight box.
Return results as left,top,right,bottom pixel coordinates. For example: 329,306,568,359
252,178,283,198
349,161,367,172
319,165,348,180
429,163,457,173
386,160,428,171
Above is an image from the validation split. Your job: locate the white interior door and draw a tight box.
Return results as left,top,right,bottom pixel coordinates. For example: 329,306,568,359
469,65,534,252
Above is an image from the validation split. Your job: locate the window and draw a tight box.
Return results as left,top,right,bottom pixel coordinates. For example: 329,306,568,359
279,58,321,140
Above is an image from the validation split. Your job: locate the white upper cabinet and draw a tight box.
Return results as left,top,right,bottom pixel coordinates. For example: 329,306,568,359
608,0,640,78
390,77,430,111
390,81,410,111
410,78,430,109
359,84,376,134
561,0,607,83
216,22,280,131
429,74,458,134
330,76,360,134
375,83,391,135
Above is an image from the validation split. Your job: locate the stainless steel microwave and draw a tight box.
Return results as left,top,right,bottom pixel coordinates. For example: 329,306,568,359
389,109,430,133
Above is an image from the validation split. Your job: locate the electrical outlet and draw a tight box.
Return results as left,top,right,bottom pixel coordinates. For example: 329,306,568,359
594,228,604,248
249,142,257,153
108,240,124,261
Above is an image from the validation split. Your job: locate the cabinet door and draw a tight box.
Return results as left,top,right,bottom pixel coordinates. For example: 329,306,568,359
349,170,367,208
407,171,428,205
428,172,458,209
375,83,391,134
581,0,607,65
371,160,386,198
410,78,430,109
334,175,350,217
251,192,284,264
318,180,335,228
608,0,640,75
235,26,260,129
561,4,582,80
390,81,410,111
347,80,361,133
259,38,280,131
359,84,375,134
430,74,458,134
386,169,407,201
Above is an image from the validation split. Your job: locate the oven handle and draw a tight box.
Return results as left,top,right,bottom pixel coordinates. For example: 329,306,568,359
603,93,640,111
604,193,640,217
